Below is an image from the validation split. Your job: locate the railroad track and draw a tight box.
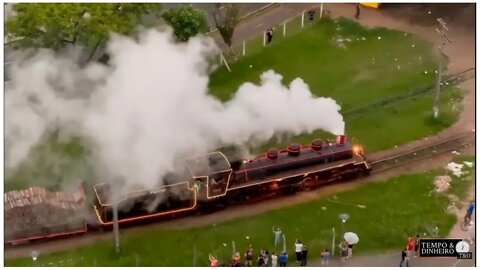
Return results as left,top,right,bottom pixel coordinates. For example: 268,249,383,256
344,67,475,117
369,132,475,173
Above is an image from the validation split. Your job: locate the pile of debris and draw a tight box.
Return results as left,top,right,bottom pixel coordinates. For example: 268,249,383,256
4,186,87,241
446,162,464,177
433,175,452,193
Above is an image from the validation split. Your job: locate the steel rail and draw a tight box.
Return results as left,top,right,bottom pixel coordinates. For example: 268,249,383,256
369,132,474,173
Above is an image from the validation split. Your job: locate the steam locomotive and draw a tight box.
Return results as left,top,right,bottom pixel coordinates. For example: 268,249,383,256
5,135,371,245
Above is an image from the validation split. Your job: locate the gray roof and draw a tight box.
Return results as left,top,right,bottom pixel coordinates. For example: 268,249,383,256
185,152,232,177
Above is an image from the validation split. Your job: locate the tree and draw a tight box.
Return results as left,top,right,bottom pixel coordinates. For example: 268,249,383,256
5,3,162,63
162,5,209,42
212,4,242,51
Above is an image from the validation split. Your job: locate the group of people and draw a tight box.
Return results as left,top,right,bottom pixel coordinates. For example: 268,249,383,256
207,226,339,267
399,236,420,267
398,201,476,267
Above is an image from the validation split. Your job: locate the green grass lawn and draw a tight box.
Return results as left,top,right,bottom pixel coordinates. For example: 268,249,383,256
6,156,474,267
211,17,460,154
5,17,462,193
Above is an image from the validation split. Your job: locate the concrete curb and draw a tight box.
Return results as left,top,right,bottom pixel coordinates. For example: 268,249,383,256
206,3,280,35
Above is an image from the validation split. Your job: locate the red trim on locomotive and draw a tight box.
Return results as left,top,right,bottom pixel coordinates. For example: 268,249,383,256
93,189,198,225
236,141,352,174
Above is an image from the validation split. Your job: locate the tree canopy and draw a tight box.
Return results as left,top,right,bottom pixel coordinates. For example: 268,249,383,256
5,3,162,63
162,5,209,42
212,4,242,51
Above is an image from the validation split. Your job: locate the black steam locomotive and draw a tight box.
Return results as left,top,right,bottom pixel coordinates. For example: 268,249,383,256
92,135,370,226
5,135,370,245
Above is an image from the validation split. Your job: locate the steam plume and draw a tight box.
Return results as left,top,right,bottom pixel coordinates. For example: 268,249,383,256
5,28,345,198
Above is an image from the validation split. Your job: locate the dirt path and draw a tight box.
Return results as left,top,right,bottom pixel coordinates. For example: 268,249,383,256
5,3,475,260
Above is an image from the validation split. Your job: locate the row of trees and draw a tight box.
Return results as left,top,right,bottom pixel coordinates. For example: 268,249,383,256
5,3,241,64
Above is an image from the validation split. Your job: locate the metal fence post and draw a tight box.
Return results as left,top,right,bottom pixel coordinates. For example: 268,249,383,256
242,40,246,56
283,20,286,37
263,31,267,47
320,3,324,19
332,227,336,256
301,10,305,28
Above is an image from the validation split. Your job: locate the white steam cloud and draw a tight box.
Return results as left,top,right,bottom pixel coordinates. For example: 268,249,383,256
5,28,344,197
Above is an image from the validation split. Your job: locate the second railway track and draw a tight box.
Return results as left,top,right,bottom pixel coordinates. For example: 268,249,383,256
369,132,475,173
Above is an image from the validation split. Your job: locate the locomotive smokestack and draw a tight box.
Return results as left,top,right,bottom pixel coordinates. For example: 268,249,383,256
336,135,346,145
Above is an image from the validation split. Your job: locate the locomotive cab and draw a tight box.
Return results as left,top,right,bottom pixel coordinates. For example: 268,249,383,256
185,152,233,199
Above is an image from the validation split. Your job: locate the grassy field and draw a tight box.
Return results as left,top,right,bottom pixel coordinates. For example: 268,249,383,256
5,17,462,193
210,17,460,153
6,156,474,267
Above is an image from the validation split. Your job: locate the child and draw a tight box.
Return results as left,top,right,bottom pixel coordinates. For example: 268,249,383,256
245,245,253,266
321,249,330,266
399,247,408,267
279,251,288,267
301,245,308,266
271,252,278,267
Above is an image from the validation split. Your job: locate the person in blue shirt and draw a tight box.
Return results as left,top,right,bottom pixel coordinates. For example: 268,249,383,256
279,251,288,267
466,201,475,220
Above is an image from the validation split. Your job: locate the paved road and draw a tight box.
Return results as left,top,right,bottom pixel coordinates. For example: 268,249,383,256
308,248,476,267
210,3,321,50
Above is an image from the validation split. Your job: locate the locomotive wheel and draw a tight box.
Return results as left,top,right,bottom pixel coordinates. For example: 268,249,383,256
301,177,316,191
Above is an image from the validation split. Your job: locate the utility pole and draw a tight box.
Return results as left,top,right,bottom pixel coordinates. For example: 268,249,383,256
113,202,120,253
433,18,453,119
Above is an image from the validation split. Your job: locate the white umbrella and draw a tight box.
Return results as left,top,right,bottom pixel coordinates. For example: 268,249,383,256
344,232,359,245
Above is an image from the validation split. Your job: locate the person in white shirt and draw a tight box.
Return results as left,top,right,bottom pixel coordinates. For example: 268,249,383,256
294,239,303,263
271,252,278,267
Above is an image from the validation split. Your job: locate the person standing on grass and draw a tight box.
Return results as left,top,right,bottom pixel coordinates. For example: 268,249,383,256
279,251,288,267
355,3,361,19
347,243,354,259
231,252,241,267
321,249,330,266
300,244,308,266
271,252,278,267
273,227,282,246
294,239,303,264
258,252,265,267
339,240,348,263
399,247,408,267
245,245,254,267
263,250,270,266
266,28,274,44
414,235,420,258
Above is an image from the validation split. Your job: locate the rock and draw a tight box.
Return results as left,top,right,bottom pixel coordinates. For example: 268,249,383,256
434,175,452,192
463,161,473,168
